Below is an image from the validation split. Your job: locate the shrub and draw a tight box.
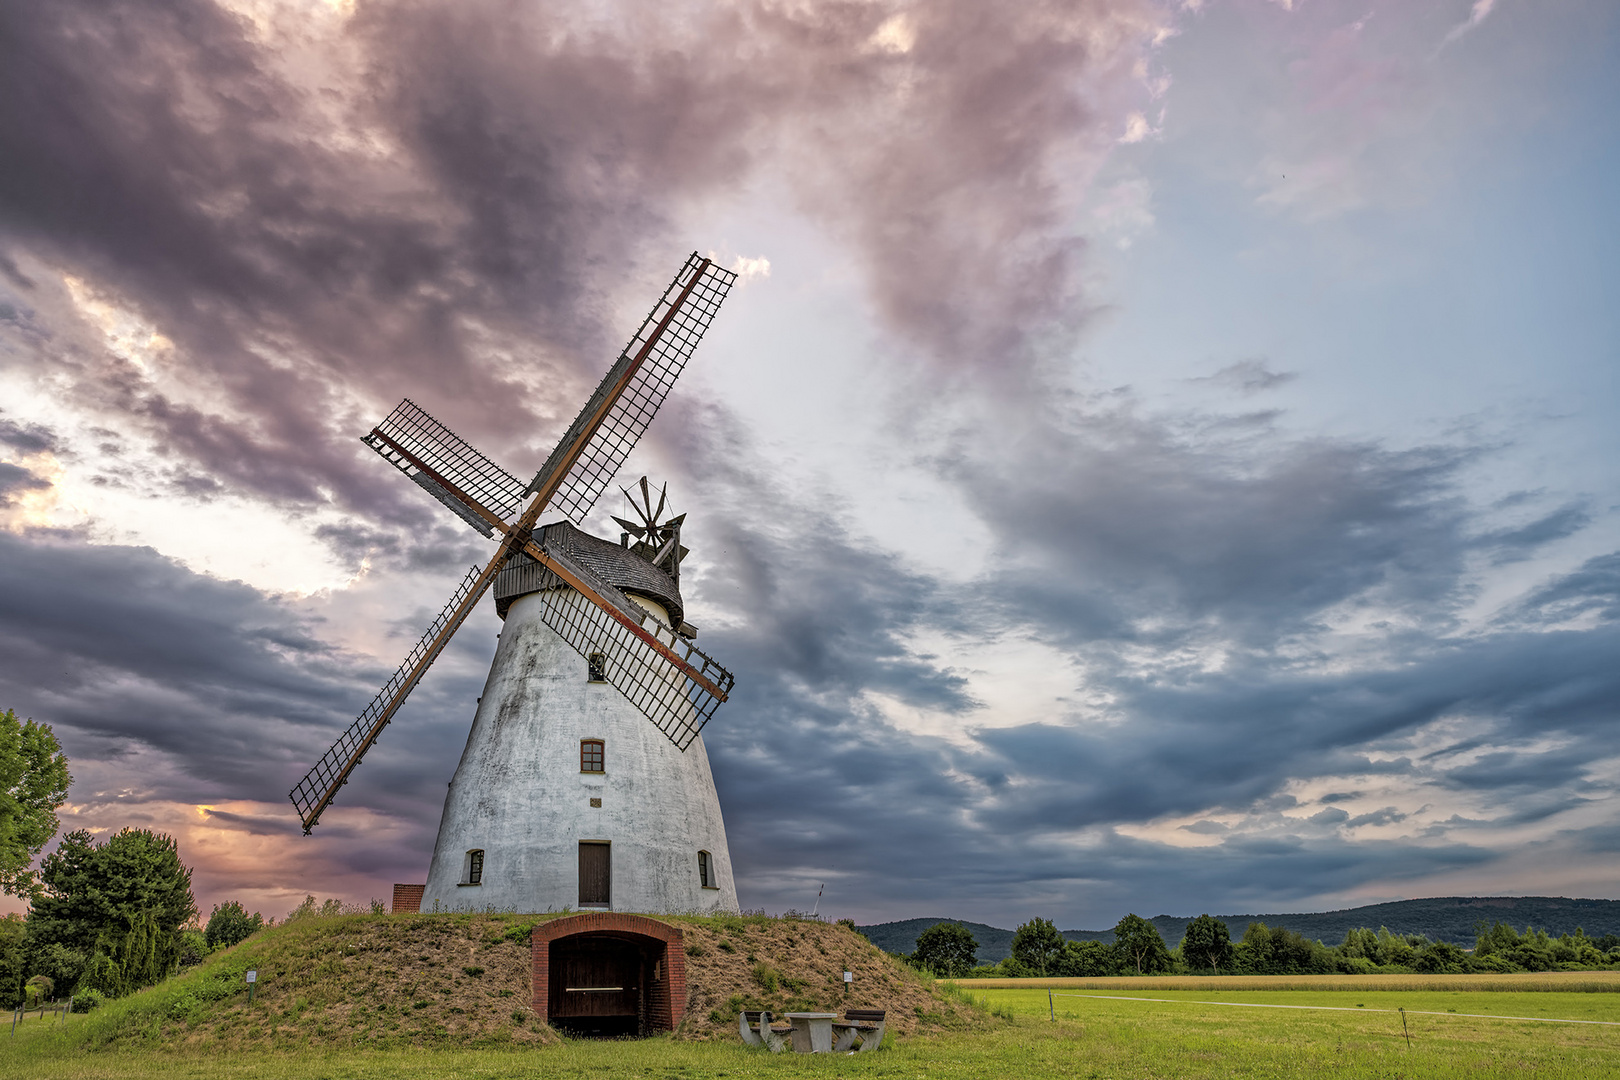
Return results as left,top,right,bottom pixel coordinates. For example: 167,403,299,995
24,974,53,1007
205,901,265,950
71,987,105,1013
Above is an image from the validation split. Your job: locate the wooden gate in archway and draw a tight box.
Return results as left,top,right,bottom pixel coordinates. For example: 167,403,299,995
530,913,686,1036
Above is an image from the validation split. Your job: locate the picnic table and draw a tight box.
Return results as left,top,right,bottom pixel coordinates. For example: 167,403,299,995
739,1008,885,1053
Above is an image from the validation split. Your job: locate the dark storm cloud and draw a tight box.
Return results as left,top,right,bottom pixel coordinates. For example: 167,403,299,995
0,527,493,801
947,400,1478,645
0,416,60,454
0,462,48,503
1513,552,1620,625
1,0,1163,531
663,382,1620,919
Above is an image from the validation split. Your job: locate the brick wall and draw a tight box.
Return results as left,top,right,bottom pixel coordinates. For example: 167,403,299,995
391,884,425,913
531,912,686,1031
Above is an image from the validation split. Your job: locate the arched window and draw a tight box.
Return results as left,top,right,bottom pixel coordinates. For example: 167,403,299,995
464,849,484,886
580,739,604,773
698,849,715,889
587,652,606,682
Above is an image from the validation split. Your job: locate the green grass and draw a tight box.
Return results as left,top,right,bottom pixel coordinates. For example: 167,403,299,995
7,980,1620,1079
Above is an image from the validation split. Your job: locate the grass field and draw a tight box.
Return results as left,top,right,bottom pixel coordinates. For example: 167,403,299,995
5,976,1619,1078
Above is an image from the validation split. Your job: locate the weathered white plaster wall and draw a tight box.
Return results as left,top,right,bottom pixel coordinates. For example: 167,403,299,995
418,589,738,915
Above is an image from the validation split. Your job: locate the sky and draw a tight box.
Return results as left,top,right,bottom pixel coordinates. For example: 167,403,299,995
1,0,1617,930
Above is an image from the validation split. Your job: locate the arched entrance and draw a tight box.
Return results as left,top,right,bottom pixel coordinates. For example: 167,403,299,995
530,913,687,1036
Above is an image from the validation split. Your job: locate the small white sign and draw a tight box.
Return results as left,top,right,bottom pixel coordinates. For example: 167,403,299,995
843,971,853,983
245,970,257,984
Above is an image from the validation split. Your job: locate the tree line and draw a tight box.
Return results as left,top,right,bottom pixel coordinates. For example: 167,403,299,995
909,913,1620,979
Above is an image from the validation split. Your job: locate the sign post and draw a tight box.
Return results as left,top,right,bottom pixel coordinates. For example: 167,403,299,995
246,969,257,1004
843,971,852,996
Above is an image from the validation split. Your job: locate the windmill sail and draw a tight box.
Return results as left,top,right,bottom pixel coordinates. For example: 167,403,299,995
516,524,732,748
526,254,735,522
364,399,528,532
290,560,496,833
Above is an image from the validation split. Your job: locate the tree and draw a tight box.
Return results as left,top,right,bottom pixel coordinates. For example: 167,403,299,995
27,828,195,996
0,709,72,898
1011,917,1066,976
911,921,978,978
0,914,25,1009
1054,939,1118,977
1180,914,1234,973
204,901,264,951
1111,914,1170,975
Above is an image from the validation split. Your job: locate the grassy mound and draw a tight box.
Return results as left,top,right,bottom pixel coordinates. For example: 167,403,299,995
37,912,987,1051
672,912,985,1039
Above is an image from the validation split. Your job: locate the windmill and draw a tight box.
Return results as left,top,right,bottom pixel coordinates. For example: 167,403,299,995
291,253,741,913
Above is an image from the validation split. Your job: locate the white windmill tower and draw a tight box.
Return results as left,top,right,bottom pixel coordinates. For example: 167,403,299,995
291,254,740,915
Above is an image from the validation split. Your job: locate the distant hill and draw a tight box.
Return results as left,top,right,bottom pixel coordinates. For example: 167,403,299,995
858,896,1620,962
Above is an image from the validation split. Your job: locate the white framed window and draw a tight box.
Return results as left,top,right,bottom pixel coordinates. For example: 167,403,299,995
463,849,484,886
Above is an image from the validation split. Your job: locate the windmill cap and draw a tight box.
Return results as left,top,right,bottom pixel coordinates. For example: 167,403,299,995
493,520,683,626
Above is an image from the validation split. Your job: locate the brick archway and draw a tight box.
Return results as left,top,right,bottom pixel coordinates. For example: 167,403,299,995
530,913,686,1033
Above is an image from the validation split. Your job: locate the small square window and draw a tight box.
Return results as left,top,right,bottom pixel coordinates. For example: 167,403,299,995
587,652,606,682
589,797,602,808
581,739,604,773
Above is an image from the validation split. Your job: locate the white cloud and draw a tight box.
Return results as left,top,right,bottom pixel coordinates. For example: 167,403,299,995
1443,0,1498,46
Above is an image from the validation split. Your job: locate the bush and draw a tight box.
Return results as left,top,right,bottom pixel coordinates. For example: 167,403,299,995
71,987,105,1013
205,901,265,950
24,974,53,1007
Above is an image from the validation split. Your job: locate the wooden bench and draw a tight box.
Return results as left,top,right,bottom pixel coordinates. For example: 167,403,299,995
831,1008,886,1052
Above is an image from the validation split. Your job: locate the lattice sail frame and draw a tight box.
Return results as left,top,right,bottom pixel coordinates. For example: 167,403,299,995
364,399,529,535
527,254,736,524
289,563,490,827
520,525,733,749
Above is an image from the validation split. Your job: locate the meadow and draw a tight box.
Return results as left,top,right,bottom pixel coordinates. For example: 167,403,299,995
6,973,1620,1079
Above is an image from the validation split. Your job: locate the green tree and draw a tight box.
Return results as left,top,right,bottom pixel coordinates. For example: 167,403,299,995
26,828,195,996
82,911,175,997
1112,914,1170,975
1054,938,1118,977
0,914,25,1008
1180,914,1234,973
204,900,264,950
1010,917,1066,976
0,709,72,898
911,921,978,978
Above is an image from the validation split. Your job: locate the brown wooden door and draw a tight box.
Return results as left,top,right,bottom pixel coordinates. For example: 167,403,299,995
578,841,610,906
549,937,641,1020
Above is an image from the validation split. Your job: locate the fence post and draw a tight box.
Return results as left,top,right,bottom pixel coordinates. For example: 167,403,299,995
1049,989,1054,1022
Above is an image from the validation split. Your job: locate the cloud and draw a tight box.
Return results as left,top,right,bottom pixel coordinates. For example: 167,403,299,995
1442,0,1498,46
0,462,49,504
1189,359,1298,395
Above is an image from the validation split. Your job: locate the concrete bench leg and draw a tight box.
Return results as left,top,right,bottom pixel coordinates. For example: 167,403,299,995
832,1024,859,1053
739,1012,765,1048
856,1022,885,1052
